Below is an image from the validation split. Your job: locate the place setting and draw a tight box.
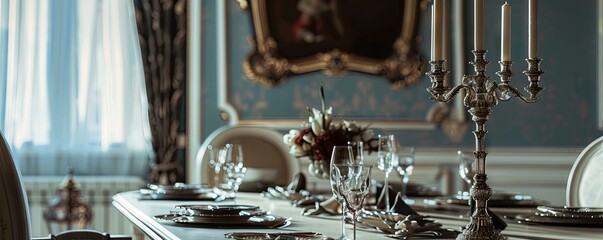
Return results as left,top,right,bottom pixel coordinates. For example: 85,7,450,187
434,151,549,209
153,204,292,229
511,205,603,227
139,182,231,201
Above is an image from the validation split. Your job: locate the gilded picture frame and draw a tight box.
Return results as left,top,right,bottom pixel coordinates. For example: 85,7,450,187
243,0,429,88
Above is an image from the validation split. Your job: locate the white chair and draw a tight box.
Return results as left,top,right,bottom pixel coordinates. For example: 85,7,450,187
0,131,131,240
567,136,603,207
190,125,299,191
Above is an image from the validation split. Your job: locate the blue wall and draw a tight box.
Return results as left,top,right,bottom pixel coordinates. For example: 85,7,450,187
200,0,602,148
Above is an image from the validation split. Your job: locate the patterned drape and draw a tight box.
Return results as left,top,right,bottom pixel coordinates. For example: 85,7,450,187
133,0,187,184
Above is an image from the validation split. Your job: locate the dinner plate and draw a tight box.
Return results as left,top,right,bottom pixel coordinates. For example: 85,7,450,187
175,204,260,216
515,214,603,227
150,183,213,195
536,206,603,218
154,214,291,228
140,185,229,201
436,192,548,207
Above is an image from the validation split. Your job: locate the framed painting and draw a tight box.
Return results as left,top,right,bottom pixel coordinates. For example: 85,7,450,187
243,0,429,88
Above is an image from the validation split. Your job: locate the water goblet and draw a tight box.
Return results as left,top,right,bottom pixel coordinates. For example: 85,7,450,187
335,164,372,240
395,146,415,204
458,150,475,191
377,134,398,211
329,146,355,240
207,145,225,188
221,144,245,195
458,150,476,214
347,141,364,164
224,164,247,196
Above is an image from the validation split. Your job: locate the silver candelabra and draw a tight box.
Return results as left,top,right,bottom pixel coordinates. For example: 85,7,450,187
427,50,543,239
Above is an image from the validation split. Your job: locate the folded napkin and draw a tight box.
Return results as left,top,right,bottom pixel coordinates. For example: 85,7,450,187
389,192,419,215
287,172,306,192
376,185,399,210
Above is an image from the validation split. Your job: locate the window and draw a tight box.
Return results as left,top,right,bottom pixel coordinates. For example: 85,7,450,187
0,0,151,176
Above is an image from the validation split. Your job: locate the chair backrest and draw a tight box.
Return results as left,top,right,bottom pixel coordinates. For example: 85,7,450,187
0,132,32,239
567,136,603,207
32,229,131,240
0,132,131,240
190,125,299,190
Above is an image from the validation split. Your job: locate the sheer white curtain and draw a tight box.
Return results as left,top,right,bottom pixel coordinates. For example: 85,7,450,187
0,0,151,176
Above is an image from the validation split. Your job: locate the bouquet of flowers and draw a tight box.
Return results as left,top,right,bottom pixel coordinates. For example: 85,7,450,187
283,84,376,170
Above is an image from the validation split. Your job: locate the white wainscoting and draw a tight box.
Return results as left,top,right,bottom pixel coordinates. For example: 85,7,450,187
23,176,145,238
298,147,581,206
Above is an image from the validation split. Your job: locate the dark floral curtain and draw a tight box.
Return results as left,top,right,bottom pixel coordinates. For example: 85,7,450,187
133,0,187,184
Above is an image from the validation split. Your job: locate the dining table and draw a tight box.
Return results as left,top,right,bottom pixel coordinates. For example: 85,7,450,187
113,190,603,240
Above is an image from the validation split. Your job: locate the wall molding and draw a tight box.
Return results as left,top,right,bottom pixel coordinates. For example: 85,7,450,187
215,0,469,132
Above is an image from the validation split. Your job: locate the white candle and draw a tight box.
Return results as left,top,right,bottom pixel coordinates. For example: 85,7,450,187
529,0,538,58
474,0,484,50
431,0,444,61
501,2,511,61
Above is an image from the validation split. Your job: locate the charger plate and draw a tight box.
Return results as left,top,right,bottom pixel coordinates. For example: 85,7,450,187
175,204,260,215
154,214,291,228
536,206,603,218
515,214,603,227
436,192,548,207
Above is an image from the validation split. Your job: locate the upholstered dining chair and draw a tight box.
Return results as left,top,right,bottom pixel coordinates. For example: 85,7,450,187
0,131,131,240
566,136,603,207
190,125,299,191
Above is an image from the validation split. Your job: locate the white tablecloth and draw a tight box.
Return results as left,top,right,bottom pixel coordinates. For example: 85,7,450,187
113,191,603,240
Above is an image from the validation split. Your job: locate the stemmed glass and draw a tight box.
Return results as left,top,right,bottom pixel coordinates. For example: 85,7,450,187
458,150,475,194
222,143,247,196
347,141,364,164
207,145,225,188
377,134,398,211
335,164,372,240
329,146,355,240
458,150,475,215
395,146,415,204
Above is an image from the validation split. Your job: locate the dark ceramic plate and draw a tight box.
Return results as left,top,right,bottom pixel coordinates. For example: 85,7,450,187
436,193,548,207
154,213,291,228
515,214,603,227
175,204,260,216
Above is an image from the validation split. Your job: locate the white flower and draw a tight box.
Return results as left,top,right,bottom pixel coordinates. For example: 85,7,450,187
289,144,306,157
302,132,315,145
302,142,312,152
343,120,359,132
309,108,324,136
283,129,300,146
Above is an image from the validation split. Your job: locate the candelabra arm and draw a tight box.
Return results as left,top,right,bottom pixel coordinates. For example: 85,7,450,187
431,84,472,103
497,84,540,103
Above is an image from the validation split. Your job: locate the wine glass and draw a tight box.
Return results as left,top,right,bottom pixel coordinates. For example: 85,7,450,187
207,145,225,188
222,144,246,196
335,164,372,240
377,134,398,211
347,141,364,164
458,150,476,215
329,146,355,240
395,146,415,204
458,150,475,194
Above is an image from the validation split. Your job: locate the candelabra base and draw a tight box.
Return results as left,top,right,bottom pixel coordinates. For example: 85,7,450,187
456,215,507,240
456,221,508,240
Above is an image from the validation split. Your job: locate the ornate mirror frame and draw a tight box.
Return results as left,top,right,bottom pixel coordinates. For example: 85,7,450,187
242,0,430,88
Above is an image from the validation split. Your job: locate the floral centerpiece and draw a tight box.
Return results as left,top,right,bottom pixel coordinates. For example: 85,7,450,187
283,84,376,178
